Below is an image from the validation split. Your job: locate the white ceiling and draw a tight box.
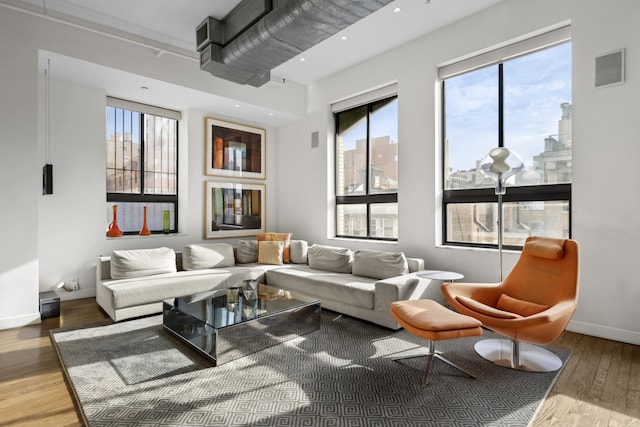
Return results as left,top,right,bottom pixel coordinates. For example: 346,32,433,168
5,0,503,124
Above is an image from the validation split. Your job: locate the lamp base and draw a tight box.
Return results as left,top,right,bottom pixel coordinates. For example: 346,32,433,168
474,339,563,372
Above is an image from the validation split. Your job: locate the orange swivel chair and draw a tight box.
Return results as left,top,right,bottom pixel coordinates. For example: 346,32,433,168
441,236,579,372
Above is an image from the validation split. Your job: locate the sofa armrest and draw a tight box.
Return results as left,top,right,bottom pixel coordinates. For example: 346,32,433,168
407,257,425,273
97,256,111,282
374,272,443,311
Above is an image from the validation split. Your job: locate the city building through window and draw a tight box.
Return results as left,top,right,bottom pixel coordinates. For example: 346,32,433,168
334,89,398,240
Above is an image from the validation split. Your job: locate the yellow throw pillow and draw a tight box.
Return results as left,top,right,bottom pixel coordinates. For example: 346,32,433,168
257,241,284,265
257,232,293,263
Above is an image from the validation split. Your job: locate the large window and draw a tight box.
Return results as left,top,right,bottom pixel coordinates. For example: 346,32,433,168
106,98,179,235
441,28,571,249
335,92,398,240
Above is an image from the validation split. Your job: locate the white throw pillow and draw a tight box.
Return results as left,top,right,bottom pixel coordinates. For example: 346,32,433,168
182,243,235,270
289,240,308,264
236,240,258,264
110,247,176,279
352,249,408,279
307,244,353,273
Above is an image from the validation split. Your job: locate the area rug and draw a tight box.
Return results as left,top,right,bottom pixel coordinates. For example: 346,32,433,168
51,311,570,427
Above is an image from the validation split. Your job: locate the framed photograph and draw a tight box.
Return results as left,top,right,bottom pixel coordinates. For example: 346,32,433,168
205,117,265,179
205,181,265,239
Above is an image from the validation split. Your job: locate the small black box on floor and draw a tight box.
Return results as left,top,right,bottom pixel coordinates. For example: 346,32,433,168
40,291,60,319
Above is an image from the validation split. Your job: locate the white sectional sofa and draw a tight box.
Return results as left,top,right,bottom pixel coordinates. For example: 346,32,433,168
96,240,443,329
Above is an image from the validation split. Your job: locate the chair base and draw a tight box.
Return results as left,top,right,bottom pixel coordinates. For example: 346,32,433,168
393,341,476,386
474,339,563,372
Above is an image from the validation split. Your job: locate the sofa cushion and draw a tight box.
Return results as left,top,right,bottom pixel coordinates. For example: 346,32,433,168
258,241,284,265
106,267,264,309
265,265,375,309
290,240,308,264
352,249,408,279
307,245,353,273
182,243,235,270
110,247,177,280
236,240,258,264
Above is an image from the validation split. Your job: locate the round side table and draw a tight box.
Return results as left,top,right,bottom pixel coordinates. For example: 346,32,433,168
416,270,464,283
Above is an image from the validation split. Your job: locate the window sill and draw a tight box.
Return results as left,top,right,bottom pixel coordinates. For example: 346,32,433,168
106,233,186,240
329,237,398,246
435,244,520,254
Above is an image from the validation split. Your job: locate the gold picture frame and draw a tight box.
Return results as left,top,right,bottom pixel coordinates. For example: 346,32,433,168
204,181,265,239
205,117,265,179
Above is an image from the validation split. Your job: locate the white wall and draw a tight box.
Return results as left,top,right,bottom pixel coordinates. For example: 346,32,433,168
275,0,640,345
0,6,287,328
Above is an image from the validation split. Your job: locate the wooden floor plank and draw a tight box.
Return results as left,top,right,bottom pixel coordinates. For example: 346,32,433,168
0,298,639,426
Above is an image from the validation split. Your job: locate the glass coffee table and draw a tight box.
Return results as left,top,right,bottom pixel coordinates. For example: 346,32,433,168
163,281,321,366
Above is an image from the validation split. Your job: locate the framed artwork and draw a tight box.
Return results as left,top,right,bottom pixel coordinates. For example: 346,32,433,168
205,117,265,179
205,181,265,239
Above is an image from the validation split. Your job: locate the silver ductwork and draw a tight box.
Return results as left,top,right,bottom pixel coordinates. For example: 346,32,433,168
197,0,393,86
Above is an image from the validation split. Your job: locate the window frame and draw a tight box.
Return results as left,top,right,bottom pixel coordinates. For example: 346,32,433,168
106,98,180,235
334,93,399,241
440,29,572,250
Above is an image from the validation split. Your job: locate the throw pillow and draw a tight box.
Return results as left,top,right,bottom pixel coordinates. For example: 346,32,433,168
496,294,550,317
110,247,177,279
352,249,408,279
307,244,353,273
257,232,293,263
182,243,235,270
236,240,258,264
289,240,309,264
257,241,284,265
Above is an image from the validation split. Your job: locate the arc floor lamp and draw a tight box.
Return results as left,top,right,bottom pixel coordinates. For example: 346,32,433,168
479,147,524,281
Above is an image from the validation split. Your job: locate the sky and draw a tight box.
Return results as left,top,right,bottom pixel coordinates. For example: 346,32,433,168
338,42,571,173
445,42,572,172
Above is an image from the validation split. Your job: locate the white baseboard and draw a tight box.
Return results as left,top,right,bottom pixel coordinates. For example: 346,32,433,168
0,312,42,330
567,319,640,346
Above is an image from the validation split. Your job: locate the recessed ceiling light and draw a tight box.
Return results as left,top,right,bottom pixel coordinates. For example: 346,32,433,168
393,7,401,13
268,112,274,116
234,104,240,108
300,57,306,62
341,35,348,41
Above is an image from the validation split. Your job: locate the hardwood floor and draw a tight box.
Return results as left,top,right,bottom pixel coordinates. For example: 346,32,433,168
0,298,638,426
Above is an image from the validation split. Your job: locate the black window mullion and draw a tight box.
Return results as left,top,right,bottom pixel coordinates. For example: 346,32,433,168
365,104,371,237
140,114,146,195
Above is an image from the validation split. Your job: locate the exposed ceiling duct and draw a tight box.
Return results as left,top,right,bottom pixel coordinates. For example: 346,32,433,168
197,0,394,87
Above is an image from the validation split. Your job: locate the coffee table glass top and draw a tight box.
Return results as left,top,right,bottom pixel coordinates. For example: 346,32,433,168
167,281,316,329
162,281,321,365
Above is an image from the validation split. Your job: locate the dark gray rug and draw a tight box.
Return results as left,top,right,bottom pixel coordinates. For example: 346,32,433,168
51,311,570,427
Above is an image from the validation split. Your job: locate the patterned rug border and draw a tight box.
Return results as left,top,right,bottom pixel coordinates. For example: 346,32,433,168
51,311,571,427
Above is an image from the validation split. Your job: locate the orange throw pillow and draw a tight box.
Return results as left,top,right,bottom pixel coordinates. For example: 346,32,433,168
496,294,550,317
257,232,293,263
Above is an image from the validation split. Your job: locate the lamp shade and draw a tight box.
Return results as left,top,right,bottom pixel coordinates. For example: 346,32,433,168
479,147,523,194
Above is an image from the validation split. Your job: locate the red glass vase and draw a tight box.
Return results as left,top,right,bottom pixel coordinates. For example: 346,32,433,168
139,206,151,236
106,205,123,237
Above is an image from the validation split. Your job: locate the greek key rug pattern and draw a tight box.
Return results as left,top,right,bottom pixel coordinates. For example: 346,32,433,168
51,311,570,427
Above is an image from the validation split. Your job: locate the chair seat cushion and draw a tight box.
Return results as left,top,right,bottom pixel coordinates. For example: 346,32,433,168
496,294,550,317
456,296,521,319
